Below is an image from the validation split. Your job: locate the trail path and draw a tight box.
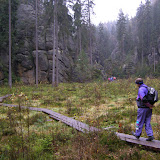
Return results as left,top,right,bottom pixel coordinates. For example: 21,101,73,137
1,95,160,150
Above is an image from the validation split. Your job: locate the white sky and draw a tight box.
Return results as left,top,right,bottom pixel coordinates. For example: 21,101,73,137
92,0,146,25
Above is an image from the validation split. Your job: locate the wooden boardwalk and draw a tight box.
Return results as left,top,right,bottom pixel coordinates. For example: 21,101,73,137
0,95,160,150
0,94,12,102
116,132,160,149
1,103,100,133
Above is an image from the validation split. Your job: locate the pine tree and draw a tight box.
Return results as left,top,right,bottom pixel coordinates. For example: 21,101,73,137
35,0,38,87
152,0,160,47
143,0,152,55
9,0,12,88
96,23,110,65
0,0,18,84
52,0,56,87
87,0,92,65
55,0,59,86
116,9,126,57
136,0,152,66
73,0,82,56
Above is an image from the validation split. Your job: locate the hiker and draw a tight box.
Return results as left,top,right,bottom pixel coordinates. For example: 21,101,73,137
108,76,116,82
132,78,155,141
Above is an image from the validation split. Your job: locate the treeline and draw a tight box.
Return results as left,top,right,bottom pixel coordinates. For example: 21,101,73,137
0,0,160,85
97,0,160,77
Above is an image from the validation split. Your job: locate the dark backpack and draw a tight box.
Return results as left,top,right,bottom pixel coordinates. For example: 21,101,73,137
146,87,158,105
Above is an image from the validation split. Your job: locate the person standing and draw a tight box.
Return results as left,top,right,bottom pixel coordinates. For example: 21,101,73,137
132,78,155,141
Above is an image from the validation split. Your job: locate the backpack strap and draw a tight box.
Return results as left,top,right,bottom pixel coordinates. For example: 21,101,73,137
139,86,148,97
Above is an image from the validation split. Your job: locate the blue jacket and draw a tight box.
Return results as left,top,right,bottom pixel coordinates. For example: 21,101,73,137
137,84,148,100
136,84,151,108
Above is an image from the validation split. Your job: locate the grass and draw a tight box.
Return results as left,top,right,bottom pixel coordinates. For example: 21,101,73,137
0,78,160,159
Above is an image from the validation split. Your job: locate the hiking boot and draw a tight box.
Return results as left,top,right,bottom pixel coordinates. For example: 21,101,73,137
146,136,155,141
131,131,140,139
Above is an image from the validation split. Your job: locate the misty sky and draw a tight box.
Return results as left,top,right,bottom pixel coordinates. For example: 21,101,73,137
92,0,146,25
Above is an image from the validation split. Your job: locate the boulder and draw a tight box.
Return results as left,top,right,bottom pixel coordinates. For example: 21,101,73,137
21,70,35,84
32,26,46,50
48,60,53,71
32,24,54,51
16,4,35,42
45,27,54,50
16,54,33,70
12,2,74,84
16,4,35,30
47,50,54,60
0,70,4,81
39,71,48,83
17,63,35,84
32,50,48,71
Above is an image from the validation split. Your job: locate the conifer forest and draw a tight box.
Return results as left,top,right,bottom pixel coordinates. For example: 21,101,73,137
0,0,160,159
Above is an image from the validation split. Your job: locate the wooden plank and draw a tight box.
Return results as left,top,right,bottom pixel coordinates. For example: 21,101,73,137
0,94,12,102
1,101,160,150
116,132,160,149
42,108,100,133
0,103,100,133
1,103,43,112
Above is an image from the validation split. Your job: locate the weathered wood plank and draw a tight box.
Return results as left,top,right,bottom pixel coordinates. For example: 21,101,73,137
42,108,101,133
116,132,160,149
0,103,100,133
1,103,43,112
1,100,160,150
0,94,12,102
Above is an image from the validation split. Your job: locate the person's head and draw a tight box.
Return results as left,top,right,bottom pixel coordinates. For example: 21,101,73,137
135,78,143,87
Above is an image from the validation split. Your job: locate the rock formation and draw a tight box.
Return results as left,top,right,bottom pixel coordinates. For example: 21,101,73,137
13,2,72,84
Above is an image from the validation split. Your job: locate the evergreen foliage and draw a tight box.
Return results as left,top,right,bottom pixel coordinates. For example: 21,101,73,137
0,0,18,52
1,0,160,82
116,9,127,55
75,50,92,82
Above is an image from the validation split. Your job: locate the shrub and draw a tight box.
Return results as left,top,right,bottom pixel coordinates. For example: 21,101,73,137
28,113,47,125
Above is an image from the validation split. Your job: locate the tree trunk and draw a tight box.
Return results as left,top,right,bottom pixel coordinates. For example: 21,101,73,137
123,34,125,56
79,0,82,54
88,0,92,66
154,48,156,72
9,0,12,88
141,32,143,67
36,0,38,87
52,0,56,87
142,50,143,67
79,27,82,54
55,0,59,86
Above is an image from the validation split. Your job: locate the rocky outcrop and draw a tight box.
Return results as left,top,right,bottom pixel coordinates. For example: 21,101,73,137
14,2,72,84
0,69,4,84
18,67,35,84
32,51,48,72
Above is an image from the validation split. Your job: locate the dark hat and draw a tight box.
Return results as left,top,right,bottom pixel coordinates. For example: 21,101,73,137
135,78,143,84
